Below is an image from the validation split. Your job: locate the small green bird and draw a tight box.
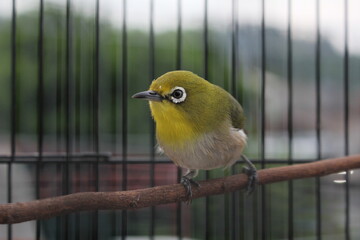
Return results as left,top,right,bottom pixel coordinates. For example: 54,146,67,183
132,70,257,199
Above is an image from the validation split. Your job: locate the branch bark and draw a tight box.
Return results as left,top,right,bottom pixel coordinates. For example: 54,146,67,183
1,154,360,224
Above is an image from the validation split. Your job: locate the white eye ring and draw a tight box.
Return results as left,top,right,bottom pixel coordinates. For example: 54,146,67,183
170,86,186,104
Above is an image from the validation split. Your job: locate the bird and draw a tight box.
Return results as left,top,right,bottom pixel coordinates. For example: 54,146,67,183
132,70,257,200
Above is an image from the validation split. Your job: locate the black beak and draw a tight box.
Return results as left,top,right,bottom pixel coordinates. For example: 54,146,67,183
132,90,163,102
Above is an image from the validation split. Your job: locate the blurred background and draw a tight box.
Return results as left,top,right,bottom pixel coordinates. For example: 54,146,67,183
0,0,359,239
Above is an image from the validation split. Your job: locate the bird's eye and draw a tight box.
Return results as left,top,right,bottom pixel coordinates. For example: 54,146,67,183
172,89,183,99
170,87,186,104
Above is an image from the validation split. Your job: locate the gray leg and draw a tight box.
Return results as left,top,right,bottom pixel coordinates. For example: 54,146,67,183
241,155,257,195
184,169,199,179
180,169,200,203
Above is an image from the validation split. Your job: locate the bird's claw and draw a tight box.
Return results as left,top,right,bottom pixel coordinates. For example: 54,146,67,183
242,166,257,195
180,176,200,204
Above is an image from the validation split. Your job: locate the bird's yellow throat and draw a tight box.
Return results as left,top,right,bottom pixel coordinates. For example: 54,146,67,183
149,101,200,148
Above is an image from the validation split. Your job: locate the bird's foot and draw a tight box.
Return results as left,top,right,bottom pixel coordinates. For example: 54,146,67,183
242,166,257,195
180,176,200,204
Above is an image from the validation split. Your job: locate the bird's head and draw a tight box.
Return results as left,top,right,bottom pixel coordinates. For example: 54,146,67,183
132,71,215,122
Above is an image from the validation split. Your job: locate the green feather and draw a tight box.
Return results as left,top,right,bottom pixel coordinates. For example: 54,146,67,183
228,93,245,129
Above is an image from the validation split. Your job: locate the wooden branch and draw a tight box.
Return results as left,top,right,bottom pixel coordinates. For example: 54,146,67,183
1,155,360,224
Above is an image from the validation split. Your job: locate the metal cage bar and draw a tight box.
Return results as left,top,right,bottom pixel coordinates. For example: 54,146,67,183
287,1,294,239
231,2,239,240
203,1,210,240
8,0,17,238
36,0,44,238
315,1,322,239
149,0,156,238
176,1,183,239
55,4,63,238
93,0,101,238
260,0,267,239
64,0,72,237
121,0,128,238
343,1,350,240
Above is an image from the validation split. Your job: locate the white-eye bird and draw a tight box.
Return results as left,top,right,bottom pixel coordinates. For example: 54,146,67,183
132,70,257,199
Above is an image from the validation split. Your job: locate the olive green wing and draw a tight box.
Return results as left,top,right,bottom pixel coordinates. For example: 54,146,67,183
229,95,245,129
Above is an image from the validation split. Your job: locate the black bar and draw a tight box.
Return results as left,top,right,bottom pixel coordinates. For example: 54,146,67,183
315,1,322,239
110,5,119,238
238,165,244,240
343,1,350,239
260,0,266,239
65,0,72,238
176,166,182,239
75,11,81,152
287,0,293,172
231,1,238,239
260,0,266,170
56,10,63,154
121,0,128,238
93,0,100,239
203,0,210,239
75,162,81,240
84,3,93,153
94,0,100,185
110,30,118,154
65,0,72,164
8,0,17,238
36,0,44,238
87,21,94,152
56,165,62,239
204,0,209,80
224,189,230,240
74,11,82,240
232,166,239,240
55,8,63,240
176,0,183,239
231,0,238,99
176,0,182,71
149,0,156,239
37,0,44,159
287,0,294,239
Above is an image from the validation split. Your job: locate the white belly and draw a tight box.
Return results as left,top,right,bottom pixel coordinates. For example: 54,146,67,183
159,128,247,170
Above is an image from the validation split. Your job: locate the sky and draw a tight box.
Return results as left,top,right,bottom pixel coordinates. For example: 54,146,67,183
0,0,359,54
